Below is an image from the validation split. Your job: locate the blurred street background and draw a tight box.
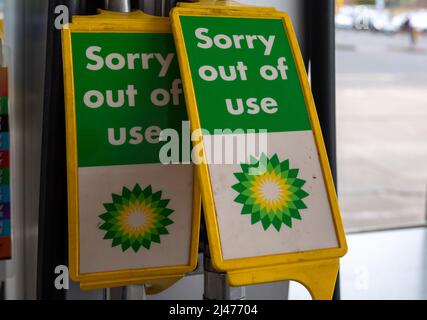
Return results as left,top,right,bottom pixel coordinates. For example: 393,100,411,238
335,0,427,230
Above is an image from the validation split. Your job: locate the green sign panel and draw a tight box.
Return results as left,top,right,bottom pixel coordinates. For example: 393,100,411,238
71,33,187,167
179,16,310,134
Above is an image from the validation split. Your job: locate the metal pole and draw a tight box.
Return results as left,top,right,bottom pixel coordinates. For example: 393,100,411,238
103,0,146,301
137,0,145,11
154,0,163,16
0,281,4,300
308,0,340,300
104,0,131,12
38,0,94,300
424,182,427,222
122,285,147,300
164,1,178,17
177,1,246,302
203,243,245,300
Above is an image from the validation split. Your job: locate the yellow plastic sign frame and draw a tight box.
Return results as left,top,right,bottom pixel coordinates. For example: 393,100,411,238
177,0,275,11
171,4,347,299
62,10,201,290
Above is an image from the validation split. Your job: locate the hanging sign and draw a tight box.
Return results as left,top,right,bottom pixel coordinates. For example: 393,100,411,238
171,3,347,299
62,10,200,290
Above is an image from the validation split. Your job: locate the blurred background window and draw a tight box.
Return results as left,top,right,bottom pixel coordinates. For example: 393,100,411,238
336,0,427,231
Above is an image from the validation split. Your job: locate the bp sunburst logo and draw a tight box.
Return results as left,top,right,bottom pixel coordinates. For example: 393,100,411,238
232,153,309,231
99,183,174,252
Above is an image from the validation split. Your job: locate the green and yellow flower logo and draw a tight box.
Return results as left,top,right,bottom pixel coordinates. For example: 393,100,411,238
99,183,174,252
232,153,309,231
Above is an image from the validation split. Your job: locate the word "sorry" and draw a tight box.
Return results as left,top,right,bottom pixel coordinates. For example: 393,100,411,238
195,28,276,56
85,46,175,77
